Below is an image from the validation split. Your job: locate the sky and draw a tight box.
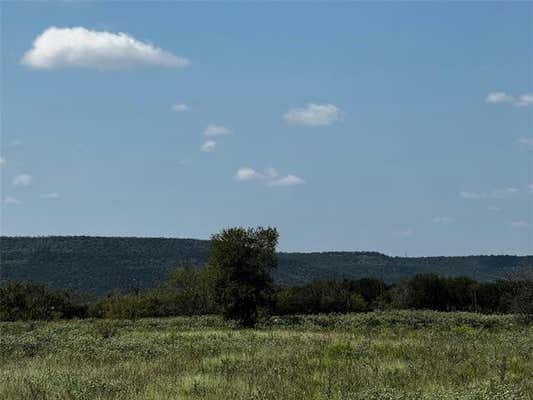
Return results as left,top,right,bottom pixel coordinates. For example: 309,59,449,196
1,2,532,256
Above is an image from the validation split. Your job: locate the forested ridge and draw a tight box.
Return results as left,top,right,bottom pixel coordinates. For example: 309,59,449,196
1,236,531,295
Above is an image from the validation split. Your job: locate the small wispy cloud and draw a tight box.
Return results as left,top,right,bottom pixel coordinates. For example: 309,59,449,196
40,192,60,199
4,196,21,205
487,205,501,212
234,167,305,187
432,216,455,225
13,174,33,187
200,140,216,152
394,228,414,238
283,103,342,126
485,91,533,107
460,187,519,200
0,157,5,167
171,103,189,112
511,220,530,229
518,137,533,149
234,167,264,182
204,124,232,137
268,174,305,187
21,27,190,70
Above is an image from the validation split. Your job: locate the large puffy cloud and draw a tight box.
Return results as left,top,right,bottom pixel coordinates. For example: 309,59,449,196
21,27,190,70
283,103,342,126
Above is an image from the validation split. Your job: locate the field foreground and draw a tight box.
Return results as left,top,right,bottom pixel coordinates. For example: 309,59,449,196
1,311,532,400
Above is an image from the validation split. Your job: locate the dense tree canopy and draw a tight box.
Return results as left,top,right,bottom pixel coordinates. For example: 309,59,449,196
209,227,279,326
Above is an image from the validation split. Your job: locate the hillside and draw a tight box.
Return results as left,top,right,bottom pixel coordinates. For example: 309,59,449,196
1,236,531,295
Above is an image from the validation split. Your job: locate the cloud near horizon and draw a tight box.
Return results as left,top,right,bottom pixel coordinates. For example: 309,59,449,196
21,27,190,70
283,103,342,126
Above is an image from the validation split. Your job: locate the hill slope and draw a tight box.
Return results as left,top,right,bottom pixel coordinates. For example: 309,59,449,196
1,236,531,295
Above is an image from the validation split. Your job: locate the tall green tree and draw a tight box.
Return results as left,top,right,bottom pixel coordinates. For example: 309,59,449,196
209,227,278,327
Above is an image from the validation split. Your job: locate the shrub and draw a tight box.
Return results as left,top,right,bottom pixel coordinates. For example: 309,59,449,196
0,281,87,321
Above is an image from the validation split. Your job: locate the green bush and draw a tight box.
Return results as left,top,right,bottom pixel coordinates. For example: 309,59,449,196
0,281,87,321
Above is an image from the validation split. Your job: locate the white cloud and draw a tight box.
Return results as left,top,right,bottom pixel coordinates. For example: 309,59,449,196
460,187,519,200
234,167,305,187
40,192,60,199
491,187,519,198
460,191,485,200
234,167,264,181
21,27,190,70
13,174,32,187
268,174,305,187
487,205,501,212
200,140,216,152
515,94,533,107
172,103,189,112
394,228,414,238
432,216,455,225
0,157,5,167
283,103,342,126
4,196,21,205
10,140,22,147
203,124,232,137
485,91,533,107
511,220,530,229
518,137,533,149
486,92,515,104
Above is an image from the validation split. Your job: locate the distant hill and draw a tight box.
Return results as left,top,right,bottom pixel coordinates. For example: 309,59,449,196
1,236,531,295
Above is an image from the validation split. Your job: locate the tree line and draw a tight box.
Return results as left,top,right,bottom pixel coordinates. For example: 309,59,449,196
1,227,532,325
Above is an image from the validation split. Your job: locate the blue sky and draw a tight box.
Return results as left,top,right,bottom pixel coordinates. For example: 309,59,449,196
1,2,532,255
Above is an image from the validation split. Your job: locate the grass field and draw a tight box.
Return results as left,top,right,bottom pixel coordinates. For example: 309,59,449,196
1,311,532,400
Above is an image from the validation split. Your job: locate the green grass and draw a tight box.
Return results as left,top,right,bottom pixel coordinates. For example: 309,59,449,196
1,311,532,400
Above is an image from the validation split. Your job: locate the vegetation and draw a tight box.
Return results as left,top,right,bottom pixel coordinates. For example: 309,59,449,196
0,281,87,321
0,311,532,400
210,227,279,326
2,236,531,295
2,272,531,323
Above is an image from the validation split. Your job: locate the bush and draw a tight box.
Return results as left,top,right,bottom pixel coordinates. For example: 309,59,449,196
0,281,87,321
